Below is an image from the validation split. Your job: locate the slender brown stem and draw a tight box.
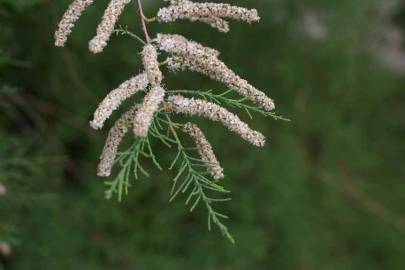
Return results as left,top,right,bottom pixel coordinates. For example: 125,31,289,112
144,17,157,23
137,0,151,43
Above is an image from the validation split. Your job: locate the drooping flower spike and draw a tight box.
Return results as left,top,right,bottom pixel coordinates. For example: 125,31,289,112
156,33,220,58
165,55,275,111
156,33,275,111
157,0,260,32
89,0,131,53
167,95,266,147
97,105,139,177
54,0,95,47
142,44,163,86
90,73,148,130
132,86,165,137
183,122,224,180
55,0,131,52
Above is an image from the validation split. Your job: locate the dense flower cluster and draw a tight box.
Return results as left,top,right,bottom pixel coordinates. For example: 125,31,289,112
54,0,131,52
156,33,275,111
54,0,95,47
157,0,259,32
183,123,224,180
142,45,163,86
90,73,148,130
132,86,165,137
167,95,266,147
97,105,139,177
156,33,220,57
89,0,131,53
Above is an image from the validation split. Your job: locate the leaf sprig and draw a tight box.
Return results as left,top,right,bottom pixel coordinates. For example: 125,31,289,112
104,90,289,242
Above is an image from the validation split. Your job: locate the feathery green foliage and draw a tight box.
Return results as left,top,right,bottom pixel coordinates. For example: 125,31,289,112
103,89,288,242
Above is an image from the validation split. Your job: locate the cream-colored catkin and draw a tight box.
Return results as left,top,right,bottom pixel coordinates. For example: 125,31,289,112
166,54,275,111
157,1,260,25
54,0,95,47
97,105,139,177
89,0,131,53
142,44,163,86
156,34,274,111
133,86,165,137
90,73,148,130
183,123,224,180
156,33,220,57
167,95,266,147
165,1,230,32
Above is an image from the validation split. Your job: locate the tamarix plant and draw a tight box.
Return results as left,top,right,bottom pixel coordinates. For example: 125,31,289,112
54,0,288,242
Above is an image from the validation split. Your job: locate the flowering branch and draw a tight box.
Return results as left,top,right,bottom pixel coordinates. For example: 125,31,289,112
54,0,287,242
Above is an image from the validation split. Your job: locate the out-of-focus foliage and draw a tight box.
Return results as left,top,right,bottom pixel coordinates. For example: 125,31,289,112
0,0,404,269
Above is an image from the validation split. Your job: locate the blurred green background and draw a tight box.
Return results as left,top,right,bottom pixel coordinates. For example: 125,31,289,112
1,0,405,269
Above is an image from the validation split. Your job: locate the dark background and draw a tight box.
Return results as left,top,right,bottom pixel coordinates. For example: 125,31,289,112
1,0,405,269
